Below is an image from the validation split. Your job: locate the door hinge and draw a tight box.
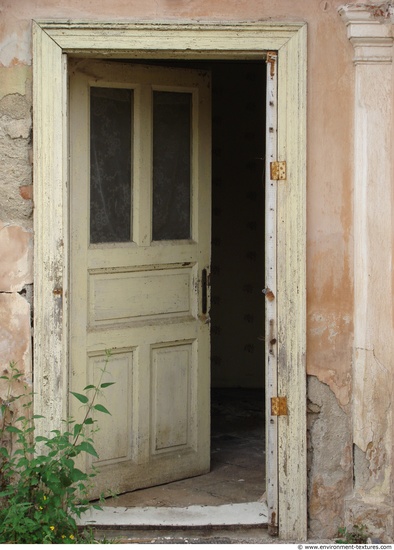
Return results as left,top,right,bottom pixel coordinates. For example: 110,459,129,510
270,161,286,181
271,396,288,416
266,51,277,78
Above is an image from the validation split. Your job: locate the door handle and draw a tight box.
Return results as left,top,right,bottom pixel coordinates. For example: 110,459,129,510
202,268,208,315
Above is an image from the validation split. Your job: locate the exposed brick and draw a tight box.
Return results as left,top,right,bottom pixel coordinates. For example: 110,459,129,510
19,184,32,200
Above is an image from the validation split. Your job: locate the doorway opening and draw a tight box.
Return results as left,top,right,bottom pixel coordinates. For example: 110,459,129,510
34,20,307,537
101,60,266,509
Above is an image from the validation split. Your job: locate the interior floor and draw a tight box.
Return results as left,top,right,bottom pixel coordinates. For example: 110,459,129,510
102,388,265,507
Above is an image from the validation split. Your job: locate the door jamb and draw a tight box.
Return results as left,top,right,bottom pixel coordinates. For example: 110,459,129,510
33,20,307,540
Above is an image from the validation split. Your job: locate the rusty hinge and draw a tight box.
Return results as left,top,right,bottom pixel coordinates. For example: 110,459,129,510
270,161,286,181
266,51,277,78
271,396,288,416
268,511,279,537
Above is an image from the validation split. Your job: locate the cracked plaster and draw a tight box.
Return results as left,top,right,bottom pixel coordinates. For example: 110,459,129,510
307,376,353,538
0,66,33,225
0,292,31,380
0,222,33,292
353,348,392,493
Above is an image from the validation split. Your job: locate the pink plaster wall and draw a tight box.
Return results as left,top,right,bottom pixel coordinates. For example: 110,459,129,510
0,0,356,538
0,293,31,379
0,223,33,292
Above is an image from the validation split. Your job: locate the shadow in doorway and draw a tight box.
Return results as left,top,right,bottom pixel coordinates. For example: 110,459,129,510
102,388,264,507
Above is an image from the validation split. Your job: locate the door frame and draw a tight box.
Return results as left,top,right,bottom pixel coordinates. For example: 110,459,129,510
32,20,307,540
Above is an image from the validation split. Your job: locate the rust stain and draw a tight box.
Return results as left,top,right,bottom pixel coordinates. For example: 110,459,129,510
268,511,278,536
266,51,277,78
263,287,275,301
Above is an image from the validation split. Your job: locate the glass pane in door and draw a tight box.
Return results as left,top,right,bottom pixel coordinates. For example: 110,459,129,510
90,87,133,244
152,91,191,241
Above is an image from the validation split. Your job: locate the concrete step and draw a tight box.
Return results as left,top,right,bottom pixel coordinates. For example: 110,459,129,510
78,501,268,529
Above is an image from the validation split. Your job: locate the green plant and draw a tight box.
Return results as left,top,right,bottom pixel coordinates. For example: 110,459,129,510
0,351,114,544
336,524,370,544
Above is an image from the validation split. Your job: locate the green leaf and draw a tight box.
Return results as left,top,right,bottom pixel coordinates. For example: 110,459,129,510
77,441,99,458
35,435,49,442
73,423,82,437
16,458,29,468
32,414,45,419
93,404,111,415
92,504,103,511
100,382,115,388
83,384,95,390
62,458,75,469
6,426,22,433
83,417,94,425
70,391,89,404
70,468,88,482
12,449,24,456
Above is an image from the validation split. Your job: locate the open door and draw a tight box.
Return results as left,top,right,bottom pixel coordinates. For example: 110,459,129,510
69,60,211,498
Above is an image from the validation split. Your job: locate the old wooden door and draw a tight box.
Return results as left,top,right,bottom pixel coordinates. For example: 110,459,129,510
69,60,211,498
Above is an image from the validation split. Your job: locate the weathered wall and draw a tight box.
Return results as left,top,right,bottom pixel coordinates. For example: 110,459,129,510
338,5,394,542
0,63,33,391
2,0,388,541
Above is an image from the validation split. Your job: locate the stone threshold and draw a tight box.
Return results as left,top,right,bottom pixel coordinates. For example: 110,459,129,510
78,501,268,528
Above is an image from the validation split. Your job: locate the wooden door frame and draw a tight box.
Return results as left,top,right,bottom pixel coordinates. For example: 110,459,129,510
33,20,307,540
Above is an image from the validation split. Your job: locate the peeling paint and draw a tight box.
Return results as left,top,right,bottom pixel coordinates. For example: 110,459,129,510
308,310,353,408
0,223,33,292
0,31,32,68
0,292,31,378
307,376,353,538
353,348,392,454
345,497,394,545
346,2,394,20
0,85,33,224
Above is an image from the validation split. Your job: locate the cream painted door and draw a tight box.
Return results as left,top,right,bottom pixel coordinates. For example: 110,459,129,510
69,60,211,498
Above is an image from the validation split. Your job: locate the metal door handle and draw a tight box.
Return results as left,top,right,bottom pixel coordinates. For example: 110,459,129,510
202,268,208,315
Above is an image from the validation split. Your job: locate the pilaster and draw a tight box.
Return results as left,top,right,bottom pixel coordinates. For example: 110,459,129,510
339,4,394,542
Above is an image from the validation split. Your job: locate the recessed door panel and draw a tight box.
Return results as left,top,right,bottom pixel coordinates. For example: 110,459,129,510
90,350,133,465
88,267,194,325
151,343,194,452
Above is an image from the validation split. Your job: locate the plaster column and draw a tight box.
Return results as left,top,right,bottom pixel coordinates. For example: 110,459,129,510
339,4,394,541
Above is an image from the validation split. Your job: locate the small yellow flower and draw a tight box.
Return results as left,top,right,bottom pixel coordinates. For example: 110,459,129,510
43,495,47,501
69,534,75,540
39,506,43,510
61,535,66,539
50,526,55,531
